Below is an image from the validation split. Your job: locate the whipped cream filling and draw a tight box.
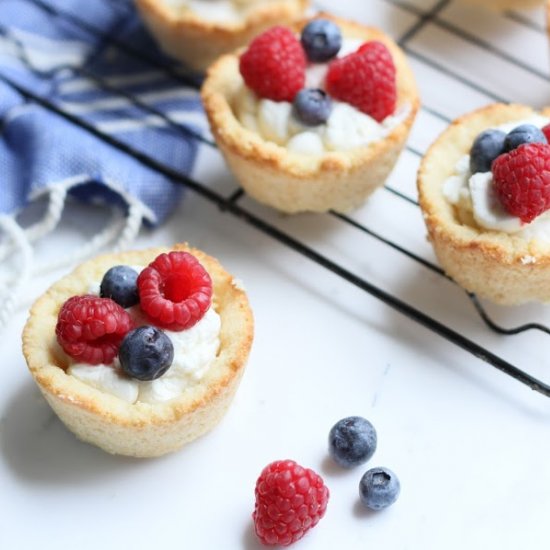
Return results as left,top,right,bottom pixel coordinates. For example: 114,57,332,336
235,39,410,155
163,0,267,24
68,268,221,404
443,116,550,242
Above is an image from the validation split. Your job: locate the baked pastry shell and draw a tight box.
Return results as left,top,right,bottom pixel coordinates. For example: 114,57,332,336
22,244,254,457
134,0,309,72
418,103,550,305
201,14,419,214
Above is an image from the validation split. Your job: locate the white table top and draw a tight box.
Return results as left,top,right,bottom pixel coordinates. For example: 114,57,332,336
3,1,550,549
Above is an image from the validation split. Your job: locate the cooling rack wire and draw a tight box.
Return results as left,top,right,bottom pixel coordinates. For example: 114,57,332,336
2,0,550,395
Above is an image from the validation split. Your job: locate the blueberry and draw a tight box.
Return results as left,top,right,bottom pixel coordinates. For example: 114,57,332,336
359,467,400,510
504,124,547,152
100,265,139,308
469,129,506,174
301,19,342,63
292,88,332,126
328,416,377,468
119,326,174,381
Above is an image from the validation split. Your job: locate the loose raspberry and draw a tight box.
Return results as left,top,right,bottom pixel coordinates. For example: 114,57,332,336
137,251,212,331
239,26,306,102
326,41,396,122
492,143,550,224
253,460,329,547
56,295,133,365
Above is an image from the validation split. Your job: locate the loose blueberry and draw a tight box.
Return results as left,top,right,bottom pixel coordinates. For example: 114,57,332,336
292,88,332,126
328,416,377,468
301,19,342,63
119,326,174,381
504,124,547,153
469,129,506,174
100,265,139,308
359,467,400,510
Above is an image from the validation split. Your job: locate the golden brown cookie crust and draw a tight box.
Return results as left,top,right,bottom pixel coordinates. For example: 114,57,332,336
134,0,309,71
201,13,419,214
418,103,550,305
22,244,254,457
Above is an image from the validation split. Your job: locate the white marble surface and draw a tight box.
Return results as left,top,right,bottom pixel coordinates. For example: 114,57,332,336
3,1,550,549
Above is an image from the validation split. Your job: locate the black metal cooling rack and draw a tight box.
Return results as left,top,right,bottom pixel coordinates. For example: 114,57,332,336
2,0,550,396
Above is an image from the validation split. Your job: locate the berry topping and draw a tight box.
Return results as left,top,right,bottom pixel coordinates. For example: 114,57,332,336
328,416,377,468
492,143,550,224
56,295,133,365
469,129,506,174
239,26,306,102
504,124,547,153
292,88,332,126
119,326,174,381
359,467,400,510
542,123,550,143
100,265,139,308
300,19,342,63
326,41,396,122
253,460,329,546
137,251,212,331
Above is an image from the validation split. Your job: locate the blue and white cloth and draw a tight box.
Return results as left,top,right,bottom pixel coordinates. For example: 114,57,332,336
0,0,206,326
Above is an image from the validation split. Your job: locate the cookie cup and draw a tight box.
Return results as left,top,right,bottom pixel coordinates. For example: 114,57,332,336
134,0,309,72
22,244,254,457
201,15,419,214
418,103,550,305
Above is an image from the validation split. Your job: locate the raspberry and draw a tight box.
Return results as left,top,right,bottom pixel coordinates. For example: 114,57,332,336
326,41,396,122
56,295,133,365
253,460,329,547
542,123,550,143
137,251,212,331
239,26,306,102
492,143,550,224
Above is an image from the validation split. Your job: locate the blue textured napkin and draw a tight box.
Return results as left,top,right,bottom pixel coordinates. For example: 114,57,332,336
0,0,208,328
0,0,204,225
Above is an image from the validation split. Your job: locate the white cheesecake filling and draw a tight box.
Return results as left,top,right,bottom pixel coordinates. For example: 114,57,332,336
235,39,410,155
443,116,550,241
162,0,269,24
68,268,221,404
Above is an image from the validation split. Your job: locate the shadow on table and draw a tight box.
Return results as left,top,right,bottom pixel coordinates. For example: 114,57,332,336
319,454,351,479
0,380,149,485
241,522,263,550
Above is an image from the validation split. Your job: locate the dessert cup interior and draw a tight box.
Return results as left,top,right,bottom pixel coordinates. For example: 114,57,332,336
419,103,550,259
